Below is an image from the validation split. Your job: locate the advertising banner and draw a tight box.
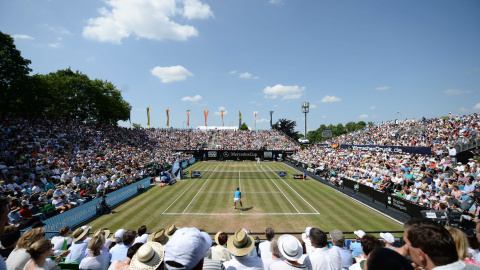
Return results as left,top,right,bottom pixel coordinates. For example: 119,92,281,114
42,177,151,237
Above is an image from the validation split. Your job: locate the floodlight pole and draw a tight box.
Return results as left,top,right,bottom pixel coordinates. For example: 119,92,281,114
302,102,309,139
270,111,274,129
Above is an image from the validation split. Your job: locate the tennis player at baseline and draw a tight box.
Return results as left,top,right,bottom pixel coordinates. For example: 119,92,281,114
234,187,244,211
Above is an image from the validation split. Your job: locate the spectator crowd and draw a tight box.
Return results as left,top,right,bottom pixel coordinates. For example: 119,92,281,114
292,113,480,213
1,215,479,270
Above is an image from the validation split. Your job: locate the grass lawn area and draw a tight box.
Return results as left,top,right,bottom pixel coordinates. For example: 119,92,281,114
86,161,404,237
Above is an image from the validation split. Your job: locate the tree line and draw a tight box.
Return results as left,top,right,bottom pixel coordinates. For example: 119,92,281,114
0,31,130,125
306,121,374,143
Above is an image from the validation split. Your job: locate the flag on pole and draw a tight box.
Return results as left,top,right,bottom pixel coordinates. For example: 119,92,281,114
204,110,209,127
220,111,225,126
254,111,258,131
147,107,151,126
239,111,242,120
166,109,171,126
187,110,190,127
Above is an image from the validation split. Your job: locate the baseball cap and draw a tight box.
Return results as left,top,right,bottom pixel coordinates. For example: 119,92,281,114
354,230,366,239
380,232,395,244
164,227,212,269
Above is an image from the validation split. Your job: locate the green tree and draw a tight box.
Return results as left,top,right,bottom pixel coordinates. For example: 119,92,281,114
356,121,367,130
239,123,249,130
0,31,32,115
368,121,375,127
273,119,299,139
345,121,357,132
132,123,142,129
37,68,130,125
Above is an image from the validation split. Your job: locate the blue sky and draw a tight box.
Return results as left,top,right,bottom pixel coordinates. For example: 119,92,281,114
1,0,479,132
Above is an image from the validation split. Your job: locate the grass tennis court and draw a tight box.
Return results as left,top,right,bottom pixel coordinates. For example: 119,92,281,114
86,161,403,234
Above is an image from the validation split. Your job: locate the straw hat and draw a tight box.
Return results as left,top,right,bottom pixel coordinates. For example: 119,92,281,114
147,229,169,245
131,242,164,270
93,229,111,239
226,229,255,257
166,224,177,236
72,227,90,242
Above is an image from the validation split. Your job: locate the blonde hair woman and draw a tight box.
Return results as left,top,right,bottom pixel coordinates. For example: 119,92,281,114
6,228,46,270
446,227,480,266
24,238,70,270
79,235,112,270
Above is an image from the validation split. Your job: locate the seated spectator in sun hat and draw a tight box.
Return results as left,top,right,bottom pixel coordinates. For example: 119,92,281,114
65,227,90,263
85,228,111,255
270,234,307,269
349,230,365,258
329,230,352,269
130,241,164,270
223,228,264,270
379,232,396,249
164,227,218,270
210,231,231,262
166,224,177,237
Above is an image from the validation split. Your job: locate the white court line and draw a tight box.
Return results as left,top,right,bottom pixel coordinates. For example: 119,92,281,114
163,212,320,216
200,191,282,194
182,165,220,214
260,166,301,213
264,165,320,214
239,171,241,191
283,165,403,225
163,178,200,214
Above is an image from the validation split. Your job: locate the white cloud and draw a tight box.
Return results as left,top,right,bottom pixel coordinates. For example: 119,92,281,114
359,114,369,119
181,95,202,102
370,106,376,110
257,118,269,123
250,101,262,106
310,104,317,109
214,106,228,116
473,103,480,110
151,65,193,83
42,24,72,36
269,0,283,4
375,86,390,90
460,107,468,112
48,42,61,48
86,57,96,62
82,0,213,44
273,104,279,108
239,72,259,79
443,89,473,95
263,84,305,99
229,70,237,74
320,95,341,103
322,115,327,118
13,34,34,40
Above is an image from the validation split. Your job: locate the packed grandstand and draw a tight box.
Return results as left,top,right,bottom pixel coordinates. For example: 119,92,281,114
1,112,480,269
